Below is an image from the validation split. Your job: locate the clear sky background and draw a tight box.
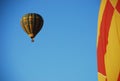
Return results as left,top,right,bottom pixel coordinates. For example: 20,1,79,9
0,0,100,81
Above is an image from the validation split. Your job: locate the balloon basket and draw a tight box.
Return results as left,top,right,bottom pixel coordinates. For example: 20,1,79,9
31,38,34,42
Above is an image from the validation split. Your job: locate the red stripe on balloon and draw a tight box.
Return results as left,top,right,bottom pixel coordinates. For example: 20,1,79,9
97,0,114,75
116,0,120,13
117,72,120,81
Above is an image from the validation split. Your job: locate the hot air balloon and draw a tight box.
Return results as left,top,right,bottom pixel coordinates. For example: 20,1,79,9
20,13,44,42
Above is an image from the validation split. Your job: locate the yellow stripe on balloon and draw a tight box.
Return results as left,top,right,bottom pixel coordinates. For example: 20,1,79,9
98,72,106,81
110,0,118,8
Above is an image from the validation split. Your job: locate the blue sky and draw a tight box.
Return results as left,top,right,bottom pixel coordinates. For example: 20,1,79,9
0,0,100,81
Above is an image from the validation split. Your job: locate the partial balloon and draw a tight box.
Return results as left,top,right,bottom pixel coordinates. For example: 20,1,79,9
20,13,44,42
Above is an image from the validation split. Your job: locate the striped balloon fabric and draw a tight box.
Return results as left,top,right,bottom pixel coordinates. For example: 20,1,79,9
21,13,43,42
97,0,120,81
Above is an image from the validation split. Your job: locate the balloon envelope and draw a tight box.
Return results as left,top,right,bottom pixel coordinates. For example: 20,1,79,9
21,13,44,42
